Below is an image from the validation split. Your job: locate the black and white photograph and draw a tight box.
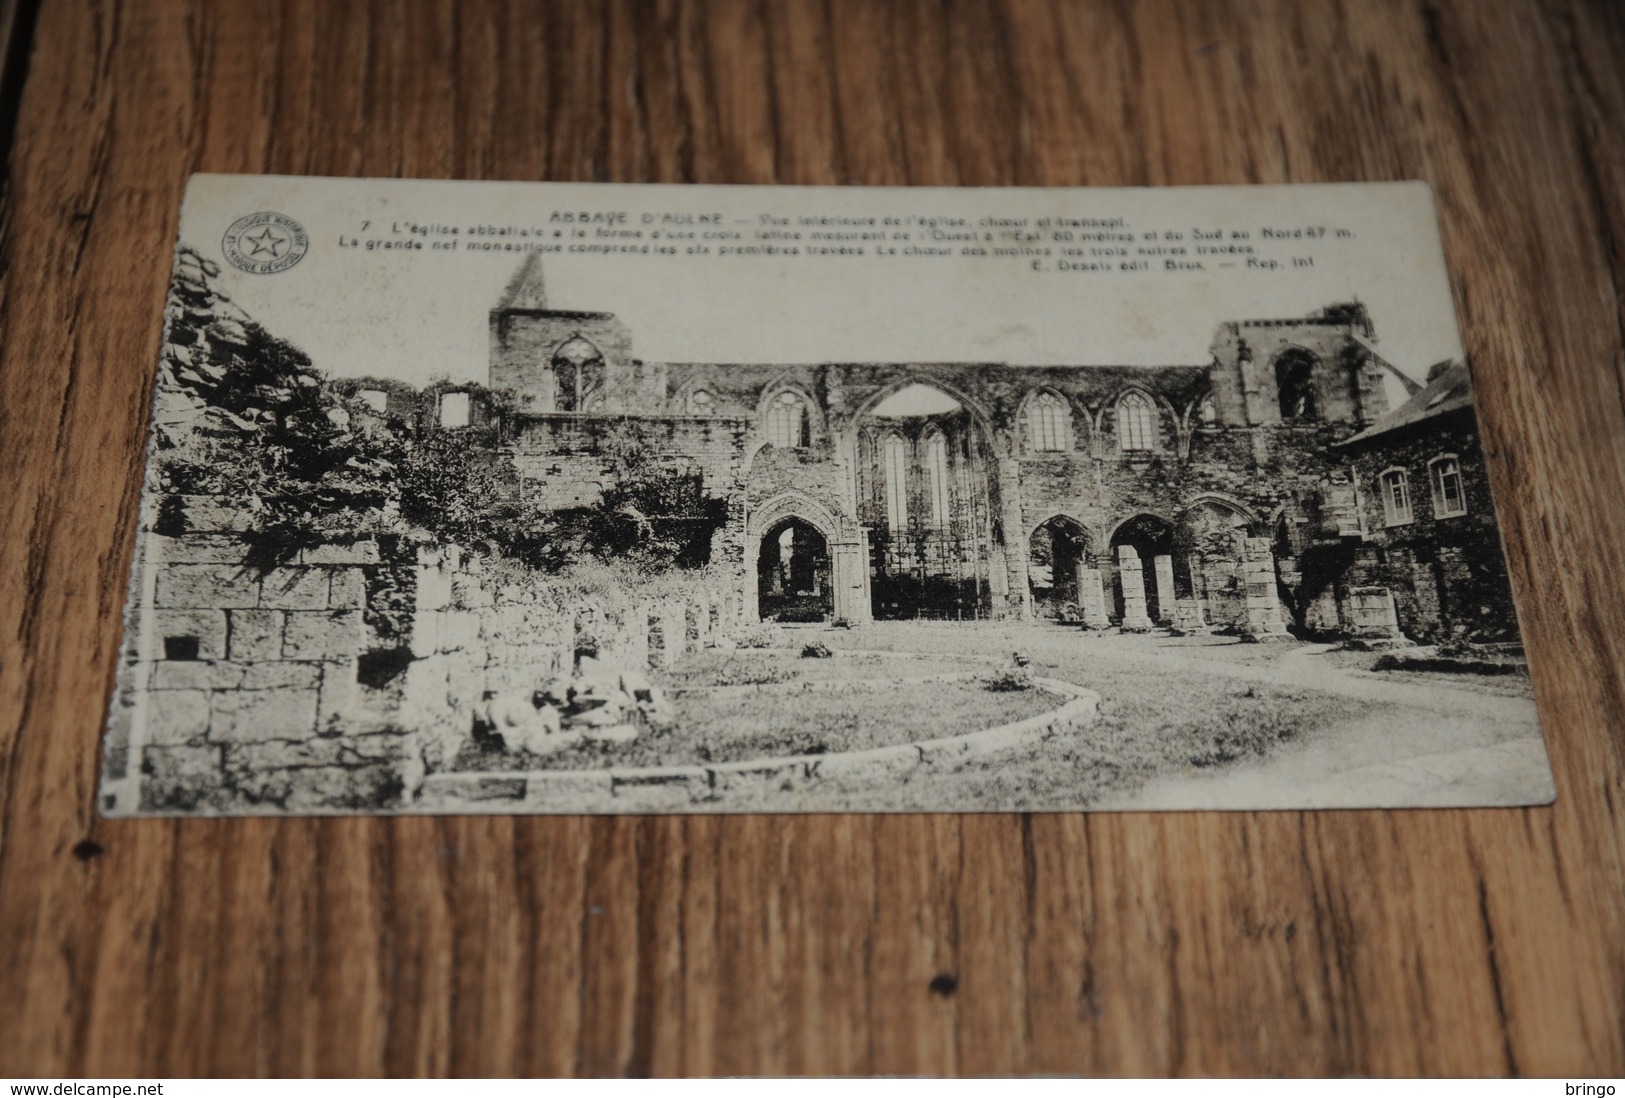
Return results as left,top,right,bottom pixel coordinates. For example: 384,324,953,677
100,175,1555,816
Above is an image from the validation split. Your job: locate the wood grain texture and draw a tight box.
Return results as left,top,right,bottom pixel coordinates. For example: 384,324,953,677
1,0,1623,1077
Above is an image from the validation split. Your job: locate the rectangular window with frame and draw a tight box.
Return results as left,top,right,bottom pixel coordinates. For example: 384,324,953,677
1381,468,1413,526
1430,456,1466,517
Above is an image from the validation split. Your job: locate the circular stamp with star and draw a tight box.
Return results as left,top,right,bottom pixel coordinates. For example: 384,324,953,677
221,211,309,274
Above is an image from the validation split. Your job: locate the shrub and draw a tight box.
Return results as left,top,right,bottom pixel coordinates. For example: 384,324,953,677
985,666,1035,692
801,642,833,659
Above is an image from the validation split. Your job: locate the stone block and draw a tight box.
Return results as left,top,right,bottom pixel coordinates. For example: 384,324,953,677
144,689,212,744
299,540,381,565
259,567,330,610
224,738,350,772
151,534,250,564
153,661,243,691
172,496,253,534
226,608,284,660
151,608,230,660
282,609,364,661
240,662,323,690
317,662,360,730
408,609,442,657
155,566,260,610
1170,598,1210,637
208,686,320,742
327,567,367,609
415,564,453,611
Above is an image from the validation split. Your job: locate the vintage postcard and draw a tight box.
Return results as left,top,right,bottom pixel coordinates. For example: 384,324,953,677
100,175,1554,816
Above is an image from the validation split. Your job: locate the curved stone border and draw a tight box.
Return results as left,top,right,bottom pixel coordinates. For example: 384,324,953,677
669,671,984,698
418,675,1100,812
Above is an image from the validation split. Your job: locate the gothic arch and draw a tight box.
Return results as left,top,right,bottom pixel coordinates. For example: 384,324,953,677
748,490,841,542
1104,385,1177,453
1105,510,1177,547
1016,387,1085,454
1179,492,1260,531
847,374,1001,452
754,377,826,443
671,374,724,416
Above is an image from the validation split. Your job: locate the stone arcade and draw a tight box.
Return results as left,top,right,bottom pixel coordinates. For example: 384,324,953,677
483,255,1485,643
360,256,1517,644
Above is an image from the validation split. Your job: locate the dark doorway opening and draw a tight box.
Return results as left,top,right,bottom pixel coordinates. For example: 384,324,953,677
1029,516,1092,618
758,518,833,622
1109,514,1180,624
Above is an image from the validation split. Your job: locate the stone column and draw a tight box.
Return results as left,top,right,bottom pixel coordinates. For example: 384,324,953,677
831,534,873,624
1076,565,1110,630
1117,545,1154,632
996,457,1031,619
1240,537,1291,640
1153,554,1177,625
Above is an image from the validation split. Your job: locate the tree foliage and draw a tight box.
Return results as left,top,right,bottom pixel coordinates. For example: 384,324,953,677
153,248,727,576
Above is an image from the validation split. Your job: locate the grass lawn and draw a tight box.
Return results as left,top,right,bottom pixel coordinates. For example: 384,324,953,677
452,647,1061,772
787,622,1404,810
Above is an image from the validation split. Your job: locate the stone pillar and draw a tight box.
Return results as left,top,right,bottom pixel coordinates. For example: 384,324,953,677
996,457,1031,619
1117,545,1154,632
831,533,873,624
1344,586,1413,649
1076,565,1110,630
1153,554,1176,625
1240,537,1291,641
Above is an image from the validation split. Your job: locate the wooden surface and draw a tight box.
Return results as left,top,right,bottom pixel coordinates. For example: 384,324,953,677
2,0,1623,1078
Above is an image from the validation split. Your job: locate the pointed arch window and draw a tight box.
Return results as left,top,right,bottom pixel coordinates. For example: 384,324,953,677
1029,391,1069,452
924,429,951,528
883,433,910,531
551,335,603,412
766,390,810,448
1117,392,1156,452
1197,394,1219,426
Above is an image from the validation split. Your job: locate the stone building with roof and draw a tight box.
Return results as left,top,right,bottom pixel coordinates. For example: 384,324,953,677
1333,360,1520,642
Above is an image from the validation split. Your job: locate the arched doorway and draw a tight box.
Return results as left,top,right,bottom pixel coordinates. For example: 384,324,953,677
1029,515,1092,618
757,517,833,622
1108,514,1180,625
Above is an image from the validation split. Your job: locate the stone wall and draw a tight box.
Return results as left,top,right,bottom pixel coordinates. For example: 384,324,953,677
104,501,422,814
105,502,750,815
399,545,747,767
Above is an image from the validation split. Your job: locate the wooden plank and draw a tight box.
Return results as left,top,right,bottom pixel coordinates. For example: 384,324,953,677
0,0,1622,1077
